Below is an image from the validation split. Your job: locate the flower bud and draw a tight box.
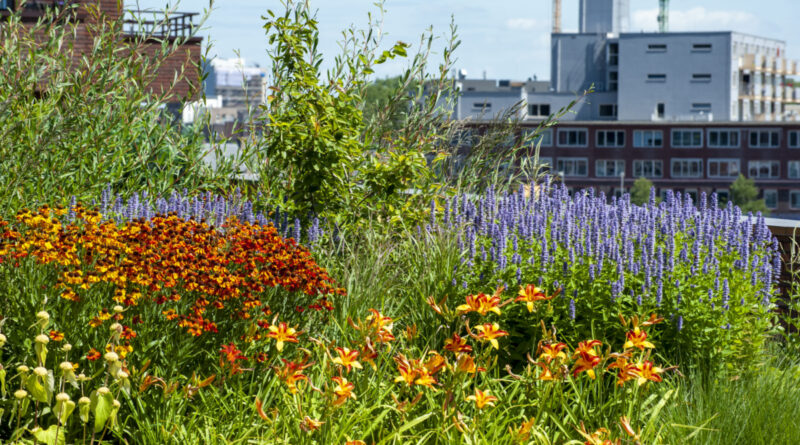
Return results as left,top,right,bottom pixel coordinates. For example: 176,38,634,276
112,399,121,408
0,332,6,347
113,305,124,314
59,361,74,372
33,367,48,377
78,396,91,405
62,343,72,352
77,373,88,382
117,370,129,380
110,323,122,333
17,365,30,374
35,334,49,345
14,389,28,400
104,351,119,362
36,311,50,325
97,386,111,396
56,392,70,402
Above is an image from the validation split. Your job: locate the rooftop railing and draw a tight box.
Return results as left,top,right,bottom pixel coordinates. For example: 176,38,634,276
122,9,198,41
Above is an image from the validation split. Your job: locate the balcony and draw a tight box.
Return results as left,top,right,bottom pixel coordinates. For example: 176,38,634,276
122,9,199,42
0,0,79,21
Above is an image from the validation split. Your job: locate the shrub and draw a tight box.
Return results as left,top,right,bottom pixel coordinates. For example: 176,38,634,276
430,182,779,369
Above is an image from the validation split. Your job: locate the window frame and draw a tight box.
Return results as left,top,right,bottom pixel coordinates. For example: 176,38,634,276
596,130,626,148
633,130,663,148
707,129,741,148
528,103,551,117
523,128,553,147
763,189,778,209
671,158,704,178
788,130,800,148
471,101,492,111
691,73,712,82
647,73,667,82
671,129,704,148
692,43,713,52
633,159,664,178
747,160,780,179
790,191,800,210
556,128,589,147
556,157,589,177
595,159,626,178
788,160,800,179
748,129,781,148
647,43,667,53
707,158,741,178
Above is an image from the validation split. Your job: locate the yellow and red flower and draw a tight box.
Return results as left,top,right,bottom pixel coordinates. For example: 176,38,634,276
332,347,363,372
515,284,555,312
538,342,568,364
623,327,655,350
466,388,498,410
473,323,509,349
331,376,356,406
266,322,300,352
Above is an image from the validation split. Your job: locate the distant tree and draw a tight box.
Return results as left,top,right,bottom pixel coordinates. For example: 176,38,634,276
630,177,654,206
730,174,770,215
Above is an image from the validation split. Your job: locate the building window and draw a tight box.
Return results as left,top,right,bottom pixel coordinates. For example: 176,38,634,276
523,128,553,147
656,103,665,118
708,129,740,148
671,129,703,148
749,129,780,148
764,190,778,209
691,103,712,113
789,161,800,179
633,130,663,148
671,159,703,178
599,104,618,117
717,189,730,204
609,71,618,91
692,74,712,82
747,160,780,179
557,129,588,147
692,43,713,52
608,43,619,65
789,130,800,148
633,160,663,178
647,44,667,52
528,104,551,117
0,0,12,9
791,191,800,210
596,160,625,177
708,159,740,178
647,74,667,82
556,157,589,177
472,102,492,111
596,130,625,147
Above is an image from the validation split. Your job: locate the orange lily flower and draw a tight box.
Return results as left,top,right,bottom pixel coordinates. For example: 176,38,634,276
633,361,663,385
393,354,417,386
331,376,356,406
538,342,568,364
414,370,438,389
266,322,300,352
457,287,504,316
275,358,311,394
332,347,362,372
474,323,508,349
623,327,655,350
300,416,324,431
466,388,498,410
423,352,447,375
572,340,602,379
515,284,554,312
535,362,556,381
444,333,473,354
366,308,393,333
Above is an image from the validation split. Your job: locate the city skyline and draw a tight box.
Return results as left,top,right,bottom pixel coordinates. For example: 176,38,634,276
133,0,800,80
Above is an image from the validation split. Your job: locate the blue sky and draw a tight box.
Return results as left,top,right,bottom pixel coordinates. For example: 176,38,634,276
132,0,799,80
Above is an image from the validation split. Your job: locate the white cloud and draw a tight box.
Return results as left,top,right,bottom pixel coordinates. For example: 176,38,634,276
506,18,543,30
632,7,762,33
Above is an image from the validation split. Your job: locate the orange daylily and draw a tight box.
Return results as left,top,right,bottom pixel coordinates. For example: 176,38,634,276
474,323,509,349
457,290,503,316
633,361,663,385
515,284,555,312
538,342,568,364
606,353,639,386
444,333,473,354
623,327,655,350
466,388,498,410
275,358,311,394
331,376,356,406
266,322,300,352
535,362,556,381
572,340,602,379
332,347,363,372
300,416,324,431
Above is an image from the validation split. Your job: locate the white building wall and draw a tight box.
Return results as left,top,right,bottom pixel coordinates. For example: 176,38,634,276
617,32,733,121
551,34,610,93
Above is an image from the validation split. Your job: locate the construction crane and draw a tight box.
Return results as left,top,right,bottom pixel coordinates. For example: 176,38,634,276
552,0,562,33
657,0,669,33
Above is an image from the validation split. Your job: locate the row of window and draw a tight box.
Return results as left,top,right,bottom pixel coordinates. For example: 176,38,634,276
538,157,800,180
647,43,713,53
546,128,800,149
646,73,713,83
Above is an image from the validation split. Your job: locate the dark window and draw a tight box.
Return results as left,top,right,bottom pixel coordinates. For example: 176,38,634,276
648,74,667,82
473,102,491,110
692,43,713,51
599,104,617,117
648,44,667,52
692,74,712,82
528,104,551,117
656,103,665,118
498,80,510,87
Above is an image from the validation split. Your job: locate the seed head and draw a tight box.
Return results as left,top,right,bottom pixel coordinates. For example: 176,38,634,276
33,366,48,377
56,392,71,402
59,361,73,372
34,334,49,345
112,399,121,408
14,389,28,400
36,311,50,323
109,323,123,333
113,305,124,314
104,351,119,362
97,386,111,396
17,365,30,374
62,343,72,352
78,396,91,405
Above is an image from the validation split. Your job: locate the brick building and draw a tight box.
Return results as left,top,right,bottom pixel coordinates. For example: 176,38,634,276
1,0,202,101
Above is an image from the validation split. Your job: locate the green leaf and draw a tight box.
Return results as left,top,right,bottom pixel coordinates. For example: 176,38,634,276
31,425,65,445
91,391,114,433
0,368,6,397
25,375,49,404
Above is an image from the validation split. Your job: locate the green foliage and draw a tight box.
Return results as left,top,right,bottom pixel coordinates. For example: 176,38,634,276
0,3,237,215
630,177,654,206
730,174,770,215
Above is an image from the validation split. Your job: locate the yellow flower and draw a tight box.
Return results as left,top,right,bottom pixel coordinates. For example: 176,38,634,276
332,347,363,372
332,376,356,406
266,322,300,352
515,284,555,312
538,342,567,364
623,327,655,350
633,361,663,386
456,290,502,316
473,323,508,349
466,388,497,410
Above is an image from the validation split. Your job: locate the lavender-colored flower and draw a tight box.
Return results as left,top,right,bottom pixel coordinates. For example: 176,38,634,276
569,299,576,320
